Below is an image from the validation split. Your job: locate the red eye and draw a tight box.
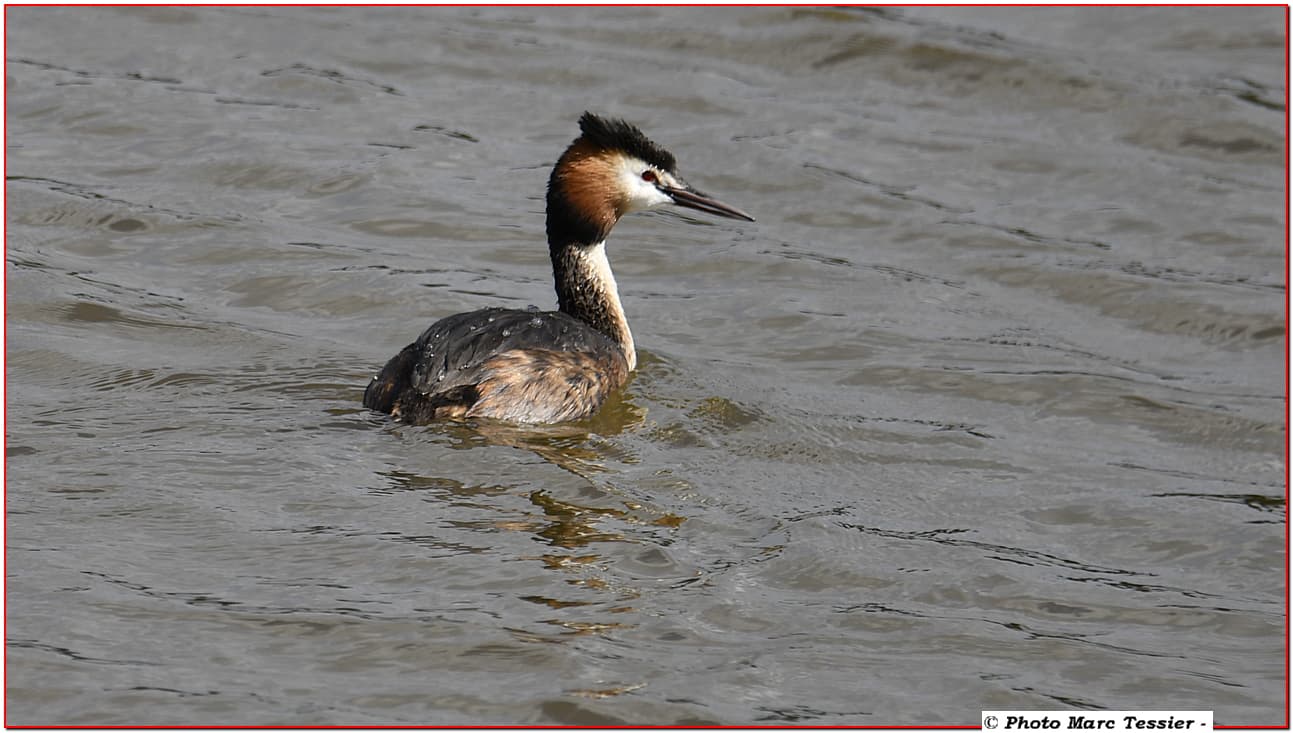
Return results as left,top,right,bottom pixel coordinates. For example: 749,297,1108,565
641,170,657,183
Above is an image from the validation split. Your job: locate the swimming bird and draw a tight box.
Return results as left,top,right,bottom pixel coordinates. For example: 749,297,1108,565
363,112,754,424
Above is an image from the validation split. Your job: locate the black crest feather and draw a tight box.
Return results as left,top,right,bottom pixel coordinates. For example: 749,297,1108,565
578,112,677,173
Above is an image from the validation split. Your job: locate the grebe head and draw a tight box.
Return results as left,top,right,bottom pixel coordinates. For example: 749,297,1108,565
547,112,754,246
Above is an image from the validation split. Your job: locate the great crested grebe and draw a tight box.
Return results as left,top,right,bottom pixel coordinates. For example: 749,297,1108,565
363,112,754,424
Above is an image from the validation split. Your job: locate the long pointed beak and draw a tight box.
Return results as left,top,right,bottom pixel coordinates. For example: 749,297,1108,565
664,184,756,222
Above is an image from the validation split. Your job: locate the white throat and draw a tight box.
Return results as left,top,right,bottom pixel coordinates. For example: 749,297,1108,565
581,241,636,371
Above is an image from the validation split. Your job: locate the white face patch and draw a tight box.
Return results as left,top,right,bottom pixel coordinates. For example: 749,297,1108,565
616,156,675,214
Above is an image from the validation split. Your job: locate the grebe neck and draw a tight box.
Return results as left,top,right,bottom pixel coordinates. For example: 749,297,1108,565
550,240,636,371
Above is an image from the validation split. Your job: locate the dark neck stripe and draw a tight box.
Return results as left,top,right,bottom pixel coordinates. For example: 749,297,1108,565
549,243,626,349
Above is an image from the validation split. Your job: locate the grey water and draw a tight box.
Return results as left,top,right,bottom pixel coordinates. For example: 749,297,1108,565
5,6,1286,726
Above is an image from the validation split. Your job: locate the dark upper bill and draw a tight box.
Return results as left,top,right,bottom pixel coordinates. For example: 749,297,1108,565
664,185,756,222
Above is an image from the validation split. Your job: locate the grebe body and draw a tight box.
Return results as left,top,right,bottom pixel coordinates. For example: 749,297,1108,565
363,113,753,424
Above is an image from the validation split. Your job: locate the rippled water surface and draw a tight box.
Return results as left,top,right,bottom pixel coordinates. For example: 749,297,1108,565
6,6,1286,725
